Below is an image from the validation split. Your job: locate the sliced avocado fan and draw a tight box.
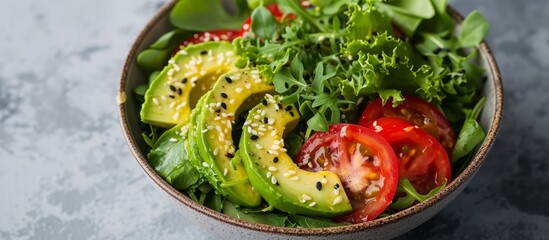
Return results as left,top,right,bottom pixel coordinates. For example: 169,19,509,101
188,69,275,207
239,95,352,217
141,41,239,128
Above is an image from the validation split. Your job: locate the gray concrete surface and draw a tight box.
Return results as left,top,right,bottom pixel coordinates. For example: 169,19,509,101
1,0,548,239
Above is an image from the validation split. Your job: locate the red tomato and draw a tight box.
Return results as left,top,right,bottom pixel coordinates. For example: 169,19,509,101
365,117,451,195
180,30,240,46
296,124,399,223
359,96,456,155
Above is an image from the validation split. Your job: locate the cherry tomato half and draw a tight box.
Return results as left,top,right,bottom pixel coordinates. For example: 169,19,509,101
359,96,456,155
296,124,399,223
365,117,451,195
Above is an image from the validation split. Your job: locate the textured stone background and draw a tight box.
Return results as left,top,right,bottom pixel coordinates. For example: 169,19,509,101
0,0,548,239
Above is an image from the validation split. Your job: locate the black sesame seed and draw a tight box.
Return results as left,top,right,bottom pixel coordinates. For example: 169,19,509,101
289,111,294,117
261,99,268,106
316,181,322,191
263,117,269,124
221,102,227,110
334,183,340,189
251,135,259,140
169,95,175,99
276,182,280,186
169,85,176,92
226,153,235,158
221,93,228,98
277,103,283,110
285,105,292,111
200,50,207,55
433,47,443,54
177,88,182,95
225,77,233,83
215,109,221,113
273,157,279,163
181,78,188,84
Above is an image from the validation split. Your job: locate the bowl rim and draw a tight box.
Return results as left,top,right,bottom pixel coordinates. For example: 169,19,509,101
118,0,503,236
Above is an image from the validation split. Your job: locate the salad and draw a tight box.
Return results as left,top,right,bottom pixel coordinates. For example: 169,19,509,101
133,0,489,227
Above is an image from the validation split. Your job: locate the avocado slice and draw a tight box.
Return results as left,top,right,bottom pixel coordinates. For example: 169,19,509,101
239,96,352,217
141,41,239,128
191,69,275,207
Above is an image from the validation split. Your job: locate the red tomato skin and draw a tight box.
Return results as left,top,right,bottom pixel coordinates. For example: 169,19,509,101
296,124,399,223
365,117,451,195
180,30,239,46
359,96,456,155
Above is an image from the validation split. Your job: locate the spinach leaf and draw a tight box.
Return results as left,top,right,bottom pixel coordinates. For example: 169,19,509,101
251,6,278,40
136,30,193,73
459,10,490,48
170,0,249,31
289,214,347,228
223,201,288,226
452,97,486,161
247,0,275,9
148,123,202,190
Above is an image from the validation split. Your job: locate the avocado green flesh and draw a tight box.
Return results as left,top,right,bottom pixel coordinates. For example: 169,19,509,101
240,96,352,217
141,41,238,128
193,70,275,207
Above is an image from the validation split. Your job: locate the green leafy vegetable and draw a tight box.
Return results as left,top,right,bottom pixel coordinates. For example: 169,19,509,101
251,6,278,39
389,178,447,210
289,214,348,228
452,97,486,161
170,0,249,31
223,201,288,226
148,124,203,190
459,10,490,48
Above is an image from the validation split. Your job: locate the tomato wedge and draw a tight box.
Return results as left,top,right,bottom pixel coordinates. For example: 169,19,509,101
364,117,451,195
296,124,399,223
359,96,456,154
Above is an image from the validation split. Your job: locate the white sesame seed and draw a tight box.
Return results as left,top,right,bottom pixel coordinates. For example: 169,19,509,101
268,118,275,124
308,162,313,168
169,138,178,142
202,129,208,133
375,126,384,132
268,166,277,171
271,176,278,185
202,162,209,167
229,99,235,104
223,168,228,176
290,176,299,181
213,149,218,156
207,126,214,130
302,194,312,201
236,88,243,93
334,188,340,195
333,196,343,205
173,112,180,120
246,83,252,89
258,131,265,136
153,98,159,105
256,144,263,149
266,172,272,178
243,120,251,126
309,202,317,207
214,116,221,121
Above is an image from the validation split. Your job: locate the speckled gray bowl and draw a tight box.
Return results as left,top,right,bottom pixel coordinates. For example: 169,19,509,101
118,1,503,239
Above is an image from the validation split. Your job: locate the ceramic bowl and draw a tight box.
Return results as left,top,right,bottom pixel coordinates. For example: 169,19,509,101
118,1,503,239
